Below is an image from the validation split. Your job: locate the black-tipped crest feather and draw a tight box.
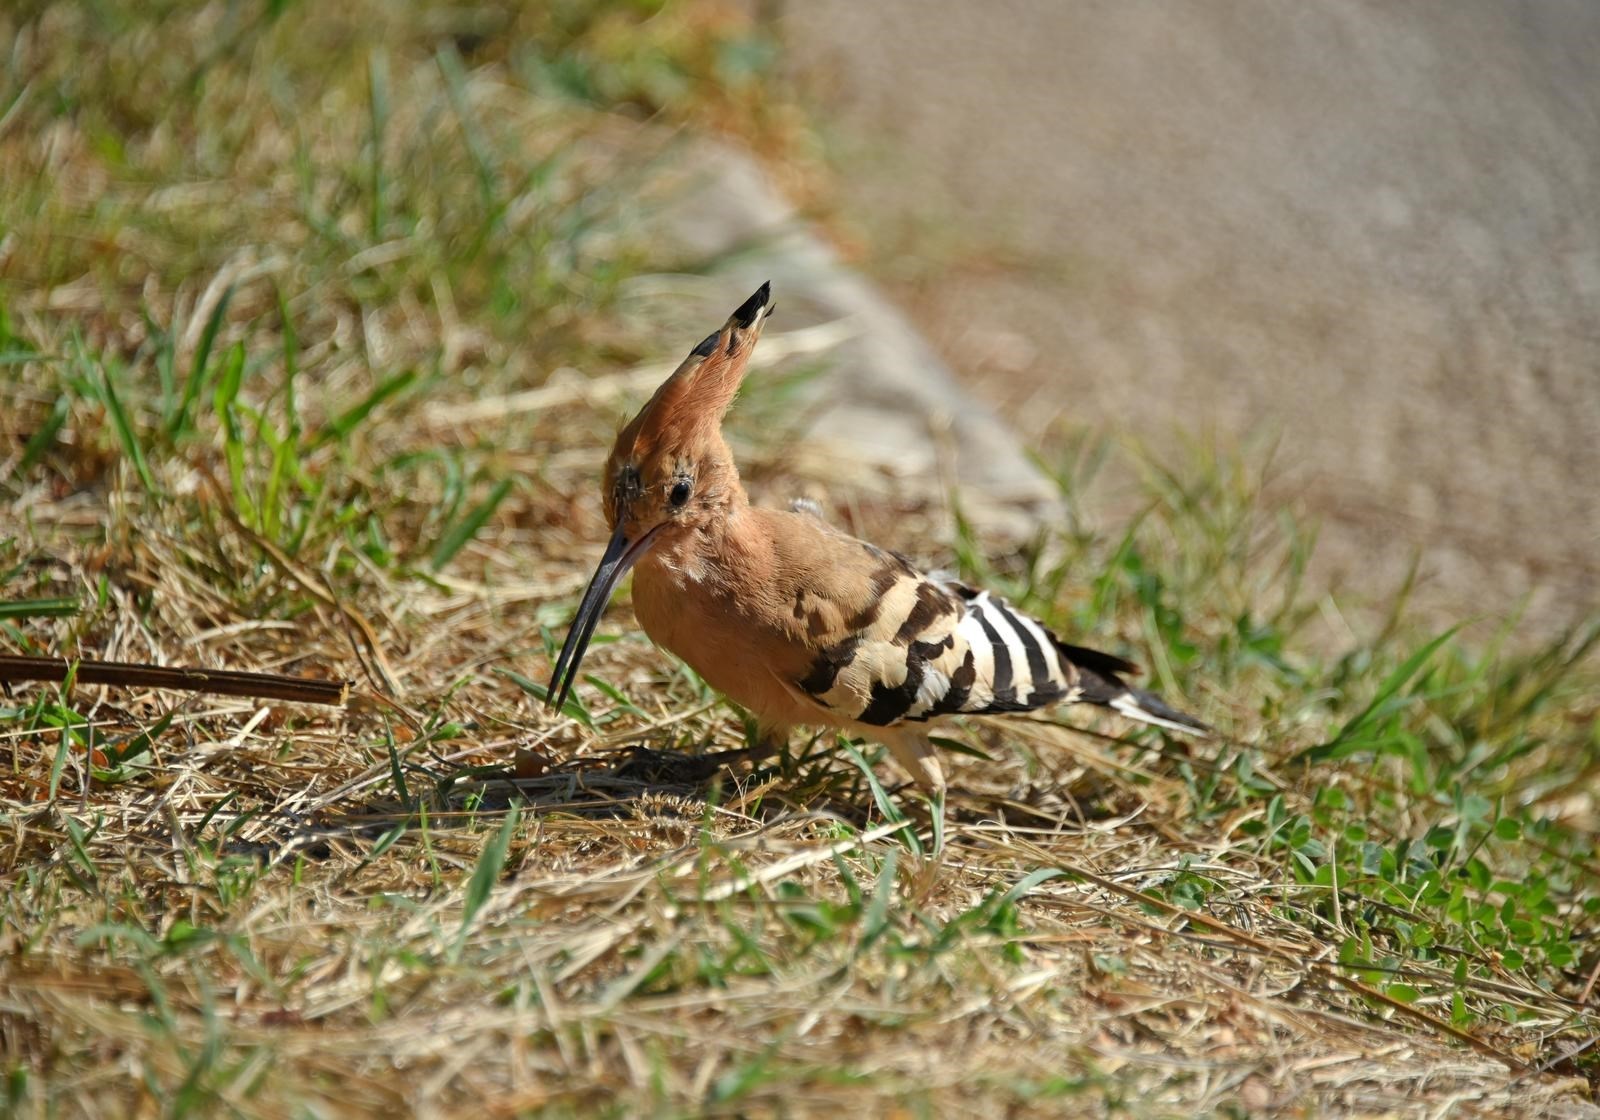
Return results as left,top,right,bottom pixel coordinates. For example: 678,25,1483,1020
731,281,771,328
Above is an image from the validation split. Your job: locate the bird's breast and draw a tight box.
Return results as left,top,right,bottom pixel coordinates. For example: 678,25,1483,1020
631,554,823,729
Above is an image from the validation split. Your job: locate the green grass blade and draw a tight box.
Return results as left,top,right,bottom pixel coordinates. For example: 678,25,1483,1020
452,802,520,962
46,670,80,803
0,598,80,619
211,339,255,520
429,478,512,572
841,740,921,856
169,282,236,437
928,734,994,762
146,306,177,408
259,421,295,542
859,847,899,950
17,394,69,475
309,369,416,449
496,667,594,730
436,43,497,211
275,283,301,439
47,731,72,803
582,673,648,718
1297,624,1463,764
108,711,173,765
92,712,173,784
212,338,245,422
385,722,413,812
95,361,156,493
1000,866,1071,908
61,816,100,887
367,47,390,240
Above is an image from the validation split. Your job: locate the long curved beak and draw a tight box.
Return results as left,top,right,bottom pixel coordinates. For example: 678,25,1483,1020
547,522,661,713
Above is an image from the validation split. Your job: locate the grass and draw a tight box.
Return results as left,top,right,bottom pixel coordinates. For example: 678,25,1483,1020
3,3,1598,1117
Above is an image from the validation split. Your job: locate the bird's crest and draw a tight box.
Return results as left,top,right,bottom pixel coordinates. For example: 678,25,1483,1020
610,282,774,469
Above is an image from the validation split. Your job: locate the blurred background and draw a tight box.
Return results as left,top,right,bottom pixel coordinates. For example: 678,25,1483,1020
772,1,1600,634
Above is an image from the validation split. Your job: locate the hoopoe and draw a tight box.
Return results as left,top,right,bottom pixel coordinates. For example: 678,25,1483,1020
549,283,1208,793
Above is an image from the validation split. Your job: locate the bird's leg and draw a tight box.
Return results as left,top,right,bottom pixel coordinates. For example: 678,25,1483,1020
878,729,948,857
878,729,946,796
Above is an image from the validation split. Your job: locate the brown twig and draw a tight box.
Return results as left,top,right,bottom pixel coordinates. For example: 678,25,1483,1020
0,655,351,706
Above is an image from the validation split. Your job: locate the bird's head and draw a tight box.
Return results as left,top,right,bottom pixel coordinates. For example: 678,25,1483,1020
548,281,774,710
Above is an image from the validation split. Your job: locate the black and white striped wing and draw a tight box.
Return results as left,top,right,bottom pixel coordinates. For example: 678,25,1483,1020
791,578,1085,726
788,573,1208,735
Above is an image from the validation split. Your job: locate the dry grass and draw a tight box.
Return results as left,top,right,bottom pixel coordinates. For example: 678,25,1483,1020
2,3,1598,1117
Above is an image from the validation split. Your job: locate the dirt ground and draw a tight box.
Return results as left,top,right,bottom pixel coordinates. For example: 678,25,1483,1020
774,0,1600,634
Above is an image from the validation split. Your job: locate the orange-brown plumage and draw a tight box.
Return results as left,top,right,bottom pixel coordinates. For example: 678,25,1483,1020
550,283,1207,793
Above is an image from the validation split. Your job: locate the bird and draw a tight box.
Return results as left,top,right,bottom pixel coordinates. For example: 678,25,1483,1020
548,282,1208,794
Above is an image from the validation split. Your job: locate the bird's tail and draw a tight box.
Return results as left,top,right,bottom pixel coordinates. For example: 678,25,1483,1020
1058,642,1211,736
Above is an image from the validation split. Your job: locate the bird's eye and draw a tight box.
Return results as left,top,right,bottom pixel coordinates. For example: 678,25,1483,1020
669,479,693,508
